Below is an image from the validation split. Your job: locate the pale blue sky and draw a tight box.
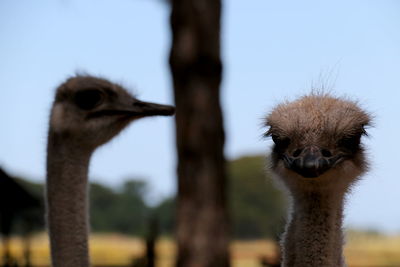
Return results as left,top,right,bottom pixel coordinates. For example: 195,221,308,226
1,0,399,233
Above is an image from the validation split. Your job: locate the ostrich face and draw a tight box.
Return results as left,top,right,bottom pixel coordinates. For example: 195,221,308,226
50,76,175,149
266,94,370,189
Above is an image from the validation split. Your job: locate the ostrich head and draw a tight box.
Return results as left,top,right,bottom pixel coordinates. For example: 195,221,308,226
49,75,175,150
265,94,371,192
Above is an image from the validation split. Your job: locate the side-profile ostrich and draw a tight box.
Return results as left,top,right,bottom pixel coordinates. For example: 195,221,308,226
46,75,175,267
265,93,371,267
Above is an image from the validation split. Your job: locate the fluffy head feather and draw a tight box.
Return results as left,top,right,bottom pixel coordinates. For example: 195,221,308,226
265,93,371,192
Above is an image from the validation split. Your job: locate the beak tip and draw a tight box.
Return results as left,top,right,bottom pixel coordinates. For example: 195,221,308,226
133,100,176,116
156,105,175,116
166,106,176,116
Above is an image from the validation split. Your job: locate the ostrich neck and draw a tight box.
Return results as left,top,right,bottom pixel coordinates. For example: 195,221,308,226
282,190,346,267
46,133,92,267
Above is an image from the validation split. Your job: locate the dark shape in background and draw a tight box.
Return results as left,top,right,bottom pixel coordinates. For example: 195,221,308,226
131,213,159,267
169,0,230,266
0,168,43,267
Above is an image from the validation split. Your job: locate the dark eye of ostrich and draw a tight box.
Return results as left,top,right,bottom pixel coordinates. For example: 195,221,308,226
338,134,362,153
272,134,291,149
74,89,104,110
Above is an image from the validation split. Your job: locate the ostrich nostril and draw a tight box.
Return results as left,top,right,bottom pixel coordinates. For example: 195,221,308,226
292,149,302,157
321,149,332,157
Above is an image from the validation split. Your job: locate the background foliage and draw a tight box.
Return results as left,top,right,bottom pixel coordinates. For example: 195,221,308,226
12,155,286,239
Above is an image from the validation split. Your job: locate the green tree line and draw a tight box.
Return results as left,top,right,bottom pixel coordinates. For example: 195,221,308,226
13,155,286,239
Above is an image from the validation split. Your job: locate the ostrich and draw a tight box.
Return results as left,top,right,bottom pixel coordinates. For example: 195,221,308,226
46,75,175,267
264,93,371,267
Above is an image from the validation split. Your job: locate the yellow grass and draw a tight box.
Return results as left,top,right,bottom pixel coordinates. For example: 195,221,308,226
345,232,400,267
1,232,399,267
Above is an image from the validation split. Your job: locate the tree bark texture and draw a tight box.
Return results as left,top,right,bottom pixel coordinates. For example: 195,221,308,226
169,1,230,267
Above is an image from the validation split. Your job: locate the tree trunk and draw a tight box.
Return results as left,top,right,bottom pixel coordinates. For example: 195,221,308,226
169,1,230,267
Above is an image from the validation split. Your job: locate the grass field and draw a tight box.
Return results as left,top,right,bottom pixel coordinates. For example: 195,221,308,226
1,231,399,267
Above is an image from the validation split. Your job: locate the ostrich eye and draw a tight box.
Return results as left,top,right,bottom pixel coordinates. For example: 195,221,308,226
74,89,104,110
271,134,291,148
338,134,362,152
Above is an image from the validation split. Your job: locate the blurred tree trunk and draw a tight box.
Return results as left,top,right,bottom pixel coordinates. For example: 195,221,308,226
169,1,230,267
145,215,158,267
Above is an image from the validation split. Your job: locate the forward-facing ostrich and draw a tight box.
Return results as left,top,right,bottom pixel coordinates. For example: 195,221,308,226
265,93,371,267
46,75,175,267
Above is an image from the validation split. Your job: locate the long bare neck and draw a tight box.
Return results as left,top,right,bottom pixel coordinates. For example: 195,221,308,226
46,132,92,267
282,190,346,267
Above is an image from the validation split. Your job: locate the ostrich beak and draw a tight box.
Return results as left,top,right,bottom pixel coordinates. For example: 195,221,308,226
284,146,336,178
87,99,175,119
131,100,175,116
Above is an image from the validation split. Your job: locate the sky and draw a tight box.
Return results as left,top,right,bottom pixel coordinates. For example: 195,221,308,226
1,0,400,233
